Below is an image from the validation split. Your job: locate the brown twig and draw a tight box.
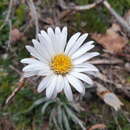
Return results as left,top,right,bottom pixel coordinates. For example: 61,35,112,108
5,76,25,105
5,0,13,22
58,0,104,10
72,0,104,10
7,20,12,49
88,124,106,130
27,0,39,38
0,0,13,30
9,65,22,75
94,73,130,99
5,65,38,105
9,65,37,85
89,59,123,65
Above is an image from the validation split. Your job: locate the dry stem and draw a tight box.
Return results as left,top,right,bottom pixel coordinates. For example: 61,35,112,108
5,76,25,105
27,0,39,38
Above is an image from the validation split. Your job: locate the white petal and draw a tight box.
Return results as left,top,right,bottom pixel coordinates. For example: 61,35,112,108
23,65,51,77
51,86,58,99
47,27,55,38
71,42,95,59
37,34,52,60
66,74,85,94
65,32,81,54
64,77,73,101
84,41,94,46
72,68,98,74
73,52,100,65
23,71,38,77
75,63,99,72
22,63,48,72
56,75,64,93
41,30,55,56
25,45,48,63
68,33,88,55
32,39,50,61
46,75,57,98
37,75,53,93
55,26,61,33
54,27,63,53
38,69,52,76
70,71,93,85
86,71,100,77
47,27,63,53
61,26,67,52
47,27,58,53
21,58,43,64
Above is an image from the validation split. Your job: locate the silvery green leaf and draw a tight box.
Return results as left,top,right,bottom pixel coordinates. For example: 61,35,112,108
41,100,55,114
53,116,61,130
64,105,86,130
57,105,64,130
68,103,80,113
26,97,48,112
62,110,71,130
49,108,55,127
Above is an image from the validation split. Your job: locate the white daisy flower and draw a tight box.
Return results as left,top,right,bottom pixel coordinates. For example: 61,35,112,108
21,27,99,101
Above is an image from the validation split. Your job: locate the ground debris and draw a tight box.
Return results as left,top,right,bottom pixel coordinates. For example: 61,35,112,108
92,23,128,54
96,82,124,111
0,117,15,130
88,123,106,130
11,28,23,42
124,9,130,26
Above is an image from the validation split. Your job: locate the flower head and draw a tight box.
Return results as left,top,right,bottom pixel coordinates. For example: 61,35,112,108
21,27,99,101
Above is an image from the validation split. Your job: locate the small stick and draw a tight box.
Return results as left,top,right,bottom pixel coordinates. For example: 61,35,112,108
89,59,123,65
111,109,122,130
0,0,13,30
7,20,12,49
103,0,130,36
72,0,104,10
9,65,37,85
6,65,37,105
27,0,39,38
0,0,13,49
9,65,21,75
58,0,104,10
5,76,25,105
94,73,130,98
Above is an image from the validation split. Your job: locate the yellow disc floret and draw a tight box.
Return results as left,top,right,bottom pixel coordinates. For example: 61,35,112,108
51,54,73,75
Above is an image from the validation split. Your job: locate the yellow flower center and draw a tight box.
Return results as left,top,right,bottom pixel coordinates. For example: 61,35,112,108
51,54,73,75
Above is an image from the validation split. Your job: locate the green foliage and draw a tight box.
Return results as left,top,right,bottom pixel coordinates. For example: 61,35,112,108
0,0,10,45
15,4,26,27
0,0,8,20
0,24,9,45
75,0,90,5
26,97,85,130
74,10,108,33
107,111,130,130
108,0,130,15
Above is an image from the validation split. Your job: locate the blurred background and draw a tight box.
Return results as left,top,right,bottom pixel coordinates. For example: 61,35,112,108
0,0,130,129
